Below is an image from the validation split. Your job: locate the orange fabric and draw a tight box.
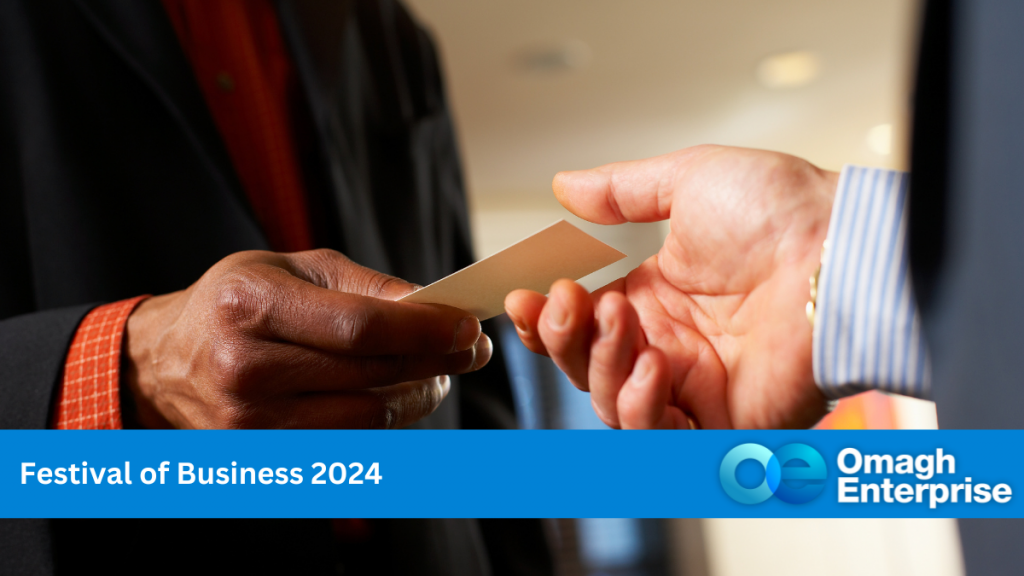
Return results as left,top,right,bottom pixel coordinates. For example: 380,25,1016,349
162,0,315,253
56,1,316,430
54,296,149,429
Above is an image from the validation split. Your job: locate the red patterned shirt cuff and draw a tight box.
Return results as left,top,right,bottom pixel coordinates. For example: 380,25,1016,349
53,296,150,430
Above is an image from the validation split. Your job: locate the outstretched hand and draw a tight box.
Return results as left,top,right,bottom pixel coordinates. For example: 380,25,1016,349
505,145,838,429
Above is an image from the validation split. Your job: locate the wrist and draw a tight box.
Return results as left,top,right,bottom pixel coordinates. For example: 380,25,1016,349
123,291,184,429
793,167,839,426
810,167,840,249
801,167,839,301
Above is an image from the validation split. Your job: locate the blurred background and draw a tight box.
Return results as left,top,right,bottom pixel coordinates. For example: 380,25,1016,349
403,0,962,575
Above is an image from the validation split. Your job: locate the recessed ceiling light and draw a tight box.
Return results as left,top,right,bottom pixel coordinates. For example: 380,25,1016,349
756,51,821,89
867,123,893,156
515,40,592,73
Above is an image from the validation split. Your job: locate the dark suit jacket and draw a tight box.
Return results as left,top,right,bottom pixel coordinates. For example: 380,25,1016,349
911,1,1024,574
0,1,551,574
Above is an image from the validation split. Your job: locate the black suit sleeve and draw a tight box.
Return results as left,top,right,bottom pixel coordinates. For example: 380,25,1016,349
0,305,94,429
0,1,93,431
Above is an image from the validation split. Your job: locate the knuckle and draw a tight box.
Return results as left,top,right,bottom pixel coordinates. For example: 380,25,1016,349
309,247,344,261
367,400,397,430
589,345,627,379
299,249,349,288
368,380,442,429
206,251,277,280
209,340,243,380
208,339,258,392
332,260,406,299
415,379,446,417
589,351,617,378
425,378,446,408
358,355,405,385
544,336,577,362
334,306,384,352
214,273,273,332
364,274,403,299
542,330,572,358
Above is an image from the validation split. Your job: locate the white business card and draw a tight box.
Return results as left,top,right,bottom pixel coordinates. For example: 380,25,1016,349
399,219,626,320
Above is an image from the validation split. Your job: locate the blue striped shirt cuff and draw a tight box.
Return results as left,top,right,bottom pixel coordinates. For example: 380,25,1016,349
812,165,931,399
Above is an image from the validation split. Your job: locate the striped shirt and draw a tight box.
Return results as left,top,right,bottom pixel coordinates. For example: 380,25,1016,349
812,165,931,399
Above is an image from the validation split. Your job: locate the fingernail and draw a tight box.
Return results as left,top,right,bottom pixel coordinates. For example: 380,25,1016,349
455,316,481,351
547,303,569,331
473,334,493,369
439,375,451,397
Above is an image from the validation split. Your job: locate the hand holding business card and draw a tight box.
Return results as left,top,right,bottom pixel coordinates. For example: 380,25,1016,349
504,146,838,431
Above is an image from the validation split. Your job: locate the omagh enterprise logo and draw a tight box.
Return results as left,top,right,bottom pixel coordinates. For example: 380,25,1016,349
720,443,827,504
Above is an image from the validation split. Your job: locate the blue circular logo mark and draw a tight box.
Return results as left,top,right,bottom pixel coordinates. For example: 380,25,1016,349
719,443,826,504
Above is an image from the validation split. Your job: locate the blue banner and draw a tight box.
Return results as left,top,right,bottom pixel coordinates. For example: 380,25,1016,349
1,430,1020,518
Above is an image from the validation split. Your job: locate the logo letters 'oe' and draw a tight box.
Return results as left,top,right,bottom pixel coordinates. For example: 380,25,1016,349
719,443,827,504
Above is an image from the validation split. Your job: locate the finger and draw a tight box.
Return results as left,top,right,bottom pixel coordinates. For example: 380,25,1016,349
552,146,717,224
504,290,549,355
287,376,452,429
286,249,422,300
590,276,627,300
617,348,691,429
587,292,643,428
538,279,595,390
221,265,481,356
242,334,492,395
669,333,732,430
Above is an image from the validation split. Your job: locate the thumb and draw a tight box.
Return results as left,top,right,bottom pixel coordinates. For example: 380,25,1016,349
288,249,420,300
552,146,715,224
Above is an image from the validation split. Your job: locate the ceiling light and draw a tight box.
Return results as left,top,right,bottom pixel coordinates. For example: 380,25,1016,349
756,51,821,89
867,123,893,156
